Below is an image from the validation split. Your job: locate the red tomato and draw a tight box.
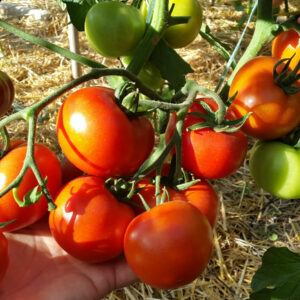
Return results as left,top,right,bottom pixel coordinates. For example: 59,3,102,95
166,98,248,179
131,176,219,228
60,155,83,185
229,56,300,140
0,232,8,283
56,87,154,178
49,175,135,263
272,29,300,81
124,201,213,289
0,143,62,232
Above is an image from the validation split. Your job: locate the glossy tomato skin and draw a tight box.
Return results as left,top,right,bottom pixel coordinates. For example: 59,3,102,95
0,232,8,283
272,29,300,81
49,175,135,263
229,56,300,140
85,2,145,58
56,87,154,178
166,98,248,179
0,143,62,232
124,201,213,289
140,0,202,48
249,141,300,199
0,70,14,117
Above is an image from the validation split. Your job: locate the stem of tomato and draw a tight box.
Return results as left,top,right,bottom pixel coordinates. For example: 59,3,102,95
126,0,169,75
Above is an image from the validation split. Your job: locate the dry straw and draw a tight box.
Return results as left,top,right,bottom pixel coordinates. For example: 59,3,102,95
0,0,299,299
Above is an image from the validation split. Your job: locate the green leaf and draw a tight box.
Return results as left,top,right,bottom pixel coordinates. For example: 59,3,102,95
55,0,67,10
199,23,236,68
250,247,300,300
0,219,16,229
150,39,193,91
64,0,100,31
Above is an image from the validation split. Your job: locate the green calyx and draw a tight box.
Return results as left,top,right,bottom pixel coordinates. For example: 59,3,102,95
274,56,300,94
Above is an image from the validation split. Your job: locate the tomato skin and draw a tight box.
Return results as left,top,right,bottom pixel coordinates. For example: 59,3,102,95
0,232,8,283
60,156,83,185
49,176,135,263
124,201,213,289
56,87,154,178
229,56,300,140
85,2,146,58
166,98,248,179
0,143,62,232
0,70,14,117
140,0,202,48
249,141,300,199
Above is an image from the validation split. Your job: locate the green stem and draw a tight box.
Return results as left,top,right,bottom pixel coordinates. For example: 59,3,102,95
0,19,105,69
219,0,280,99
126,0,169,75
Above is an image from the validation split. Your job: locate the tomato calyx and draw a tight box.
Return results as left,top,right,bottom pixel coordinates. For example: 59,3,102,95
279,125,300,148
274,56,300,94
186,99,250,133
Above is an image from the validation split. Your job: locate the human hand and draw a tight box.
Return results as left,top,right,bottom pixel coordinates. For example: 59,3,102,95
0,216,137,300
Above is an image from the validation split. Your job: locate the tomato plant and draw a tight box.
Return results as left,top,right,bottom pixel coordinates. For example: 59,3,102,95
0,232,8,283
124,200,213,289
49,175,135,263
140,0,202,48
249,141,300,199
0,142,62,232
0,70,14,117
85,2,146,58
229,56,300,140
166,98,248,179
56,86,154,178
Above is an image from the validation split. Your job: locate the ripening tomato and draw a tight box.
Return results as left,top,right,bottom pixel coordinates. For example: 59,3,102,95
56,86,154,178
140,0,202,48
131,175,219,228
272,29,300,80
0,143,62,232
85,2,146,58
249,141,300,199
166,98,248,179
124,200,213,289
0,70,14,116
0,232,8,283
49,175,135,263
229,56,300,140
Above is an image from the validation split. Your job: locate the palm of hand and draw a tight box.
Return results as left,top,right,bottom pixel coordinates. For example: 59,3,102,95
0,216,136,300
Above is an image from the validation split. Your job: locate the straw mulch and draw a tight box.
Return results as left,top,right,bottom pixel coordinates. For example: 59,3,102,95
0,0,299,299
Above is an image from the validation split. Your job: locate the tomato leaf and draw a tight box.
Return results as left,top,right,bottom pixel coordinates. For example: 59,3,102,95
0,219,16,229
250,247,300,300
150,40,194,91
60,0,99,31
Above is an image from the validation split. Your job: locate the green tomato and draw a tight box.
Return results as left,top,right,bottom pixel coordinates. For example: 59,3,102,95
140,0,202,48
122,56,164,90
249,141,300,199
85,2,146,58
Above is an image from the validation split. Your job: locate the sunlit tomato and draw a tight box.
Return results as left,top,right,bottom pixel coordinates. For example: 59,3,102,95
272,29,300,80
249,141,300,199
0,70,14,116
166,98,248,179
56,86,154,178
85,2,146,57
49,175,135,263
124,201,213,289
229,56,300,140
0,232,8,283
140,0,202,48
0,143,62,232
131,175,219,228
